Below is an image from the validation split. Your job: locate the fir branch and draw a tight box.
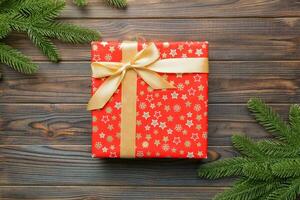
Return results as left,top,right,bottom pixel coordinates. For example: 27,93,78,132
0,0,100,74
289,104,300,144
232,135,264,158
106,0,127,8
27,29,59,62
0,43,37,74
257,140,300,158
242,161,275,181
198,157,251,179
247,98,292,143
267,178,300,200
214,179,280,200
39,22,100,43
73,0,88,7
271,159,300,178
198,98,300,200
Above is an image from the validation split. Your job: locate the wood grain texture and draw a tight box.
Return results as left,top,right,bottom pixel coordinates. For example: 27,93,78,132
61,0,300,18
1,61,299,104
0,186,226,200
0,103,290,146
4,18,300,61
1,1,300,199
0,145,236,186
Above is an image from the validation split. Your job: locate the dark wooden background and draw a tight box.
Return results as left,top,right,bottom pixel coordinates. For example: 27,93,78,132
1,0,300,199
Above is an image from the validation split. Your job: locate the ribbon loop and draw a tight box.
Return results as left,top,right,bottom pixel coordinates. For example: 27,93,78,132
88,42,209,110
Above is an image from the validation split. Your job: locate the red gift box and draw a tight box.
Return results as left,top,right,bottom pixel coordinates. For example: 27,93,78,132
90,41,208,159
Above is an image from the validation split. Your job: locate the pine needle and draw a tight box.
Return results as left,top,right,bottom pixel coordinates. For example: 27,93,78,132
74,0,88,7
198,98,300,200
0,43,38,74
0,0,100,74
106,0,127,8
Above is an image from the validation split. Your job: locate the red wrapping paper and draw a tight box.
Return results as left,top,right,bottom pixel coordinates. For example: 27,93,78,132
91,41,208,159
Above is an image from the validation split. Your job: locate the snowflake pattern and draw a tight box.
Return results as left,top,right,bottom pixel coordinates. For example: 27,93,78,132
91,41,208,159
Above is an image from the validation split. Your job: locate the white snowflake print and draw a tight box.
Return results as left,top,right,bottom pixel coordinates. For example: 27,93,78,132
145,125,150,131
109,46,115,52
177,83,184,90
173,104,181,112
187,112,193,117
151,119,159,127
171,91,179,99
115,102,122,110
167,128,173,135
154,111,162,119
92,44,98,51
197,151,203,157
175,124,182,132
193,74,202,82
162,143,170,151
163,42,170,48
100,41,108,47
188,88,196,96
178,44,184,51
181,94,188,100
146,94,154,102
162,95,168,101
105,54,112,61
191,133,199,141
99,132,105,138
101,116,110,124
186,120,194,128
139,102,147,109
142,112,150,119
195,49,203,56
95,142,102,149
187,152,194,158
159,122,167,130
173,137,181,145
169,49,177,57
194,104,202,112
102,147,108,153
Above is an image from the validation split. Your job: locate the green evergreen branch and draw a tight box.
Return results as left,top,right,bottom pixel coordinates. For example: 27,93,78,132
106,0,127,8
0,43,37,74
74,0,88,7
232,135,264,158
247,98,292,143
267,178,300,200
198,98,300,200
198,157,251,179
257,140,300,158
214,179,280,200
271,159,300,178
242,162,275,181
0,0,100,74
41,22,100,43
27,29,60,62
289,104,300,144
73,0,127,8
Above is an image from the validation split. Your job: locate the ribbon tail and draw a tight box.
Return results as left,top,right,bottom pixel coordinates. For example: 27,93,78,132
87,73,124,110
136,69,175,89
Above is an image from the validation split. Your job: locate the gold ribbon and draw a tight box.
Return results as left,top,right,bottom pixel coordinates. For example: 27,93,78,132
88,41,209,158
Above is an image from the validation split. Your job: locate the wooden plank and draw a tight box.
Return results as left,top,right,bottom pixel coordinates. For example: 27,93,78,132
1,61,299,104
61,0,300,18
0,186,226,200
4,18,300,61
0,104,289,145
0,145,236,186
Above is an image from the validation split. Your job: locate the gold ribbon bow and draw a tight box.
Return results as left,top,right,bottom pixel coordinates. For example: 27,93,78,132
88,41,209,158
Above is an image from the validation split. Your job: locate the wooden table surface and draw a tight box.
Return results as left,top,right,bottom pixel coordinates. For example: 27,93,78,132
1,0,300,199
